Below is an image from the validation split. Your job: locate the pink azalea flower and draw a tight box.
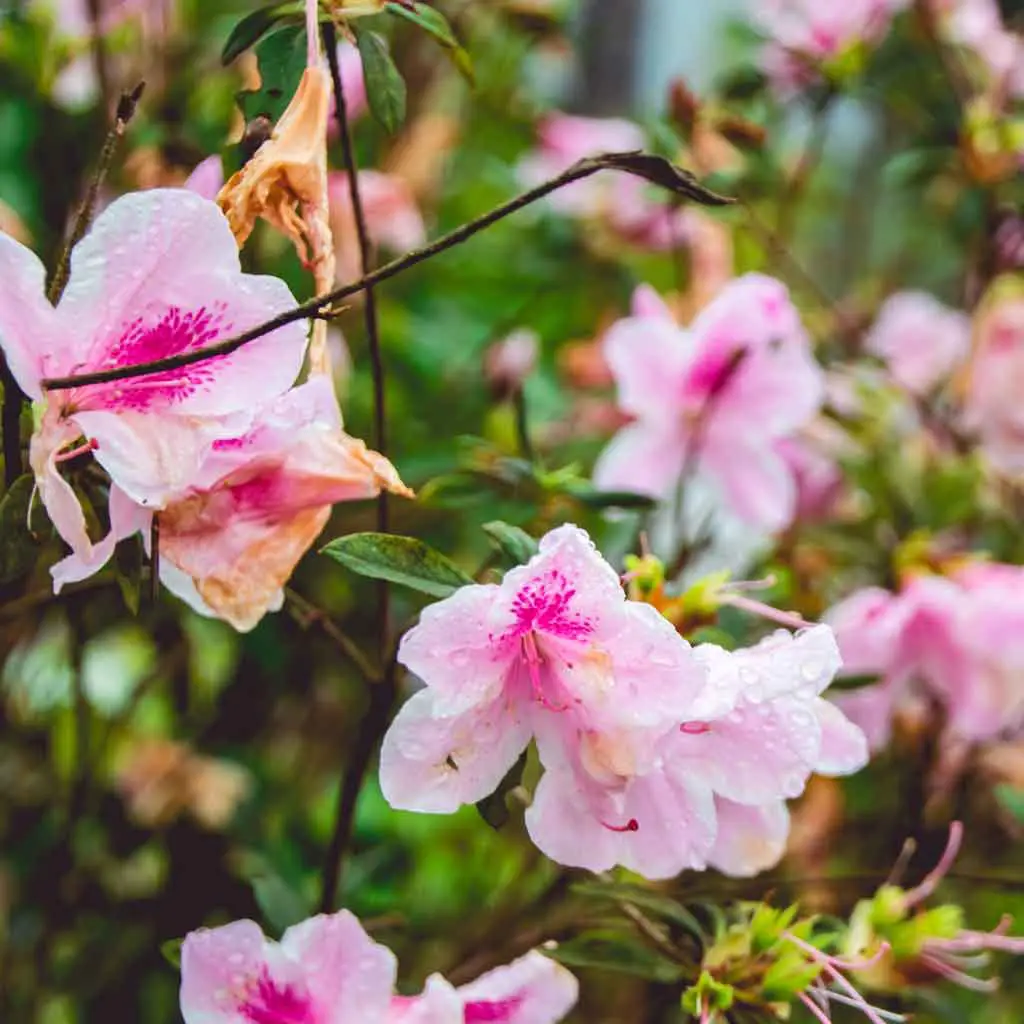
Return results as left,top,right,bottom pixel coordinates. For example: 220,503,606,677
752,0,910,93
328,171,426,284
180,911,397,1024
775,434,844,523
51,377,410,631
331,41,369,125
865,291,971,395
594,275,825,532
963,293,1024,472
828,566,1024,750
380,523,713,877
184,156,226,202
0,189,308,576
932,0,1024,98
530,624,865,879
389,951,578,1024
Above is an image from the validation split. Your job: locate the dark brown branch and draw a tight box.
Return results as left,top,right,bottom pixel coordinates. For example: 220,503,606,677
41,153,729,392
47,83,146,306
318,21,400,914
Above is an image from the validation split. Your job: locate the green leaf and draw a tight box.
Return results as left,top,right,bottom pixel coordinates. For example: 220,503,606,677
571,882,706,939
353,28,407,134
160,938,183,969
559,481,657,511
482,521,539,567
236,24,308,124
114,534,144,617
321,533,473,597
475,748,529,830
544,931,687,983
386,1,474,82
250,871,312,933
221,4,299,65
0,474,44,584
996,784,1024,824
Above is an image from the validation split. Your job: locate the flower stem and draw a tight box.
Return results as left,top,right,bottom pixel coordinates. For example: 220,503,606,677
318,20,396,914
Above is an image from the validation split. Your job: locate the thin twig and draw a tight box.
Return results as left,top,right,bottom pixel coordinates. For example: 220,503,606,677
42,153,727,392
85,0,112,113
47,82,146,305
318,658,399,914
284,588,380,682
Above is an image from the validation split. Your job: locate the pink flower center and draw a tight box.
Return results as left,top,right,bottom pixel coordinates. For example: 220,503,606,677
510,569,593,641
464,995,525,1022
80,303,233,411
240,974,315,1024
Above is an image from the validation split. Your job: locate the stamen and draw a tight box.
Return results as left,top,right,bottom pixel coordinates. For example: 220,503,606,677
817,989,906,1023
680,721,712,735
720,593,814,631
799,991,833,1024
902,820,963,908
55,438,99,463
919,953,999,993
521,633,568,712
601,818,639,834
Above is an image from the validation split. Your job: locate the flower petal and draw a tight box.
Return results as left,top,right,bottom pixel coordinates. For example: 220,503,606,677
396,583,513,717
592,420,688,502
280,911,397,1024
180,919,310,1024
603,313,692,420
379,688,531,814
0,230,55,398
707,798,790,878
812,697,869,775
57,189,307,415
456,951,579,1024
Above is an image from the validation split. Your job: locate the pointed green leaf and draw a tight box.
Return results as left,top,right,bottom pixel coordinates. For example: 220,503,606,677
544,931,687,983
386,1,474,82
482,521,539,567
236,24,308,124
0,474,44,584
221,4,300,65
353,28,407,134
571,881,706,939
321,533,473,597
160,938,183,969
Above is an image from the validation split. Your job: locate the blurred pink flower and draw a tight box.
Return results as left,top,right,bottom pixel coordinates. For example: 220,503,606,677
380,523,713,877
328,171,426,283
963,293,1024,472
389,951,578,1024
594,275,825,532
0,189,307,578
932,0,1024,98
518,113,691,250
180,912,397,1024
865,291,971,395
484,328,539,397
332,40,368,124
775,434,844,522
752,0,910,93
828,565,1024,749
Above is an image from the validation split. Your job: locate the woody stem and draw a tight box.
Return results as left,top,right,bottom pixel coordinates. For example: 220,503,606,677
41,154,727,392
318,20,396,915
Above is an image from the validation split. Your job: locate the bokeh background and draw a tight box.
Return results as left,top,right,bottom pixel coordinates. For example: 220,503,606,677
1,1,1023,1021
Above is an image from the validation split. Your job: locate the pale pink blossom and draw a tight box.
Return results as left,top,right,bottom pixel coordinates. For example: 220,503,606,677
184,156,225,202
932,0,1024,98
329,171,426,284
180,912,397,1024
0,189,308,576
594,275,825,532
389,951,578,1024
865,291,971,395
380,523,714,877
963,293,1024,472
752,0,910,93
484,328,539,397
829,566,1024,750
332,41,368,123
532,624,866,879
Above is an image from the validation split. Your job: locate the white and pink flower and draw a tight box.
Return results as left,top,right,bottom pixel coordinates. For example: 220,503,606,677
594,276,825,532
865,291,971,396
180,912,577,1024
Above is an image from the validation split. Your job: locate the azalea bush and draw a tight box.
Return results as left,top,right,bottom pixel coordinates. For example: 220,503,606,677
0,0,1023,1021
